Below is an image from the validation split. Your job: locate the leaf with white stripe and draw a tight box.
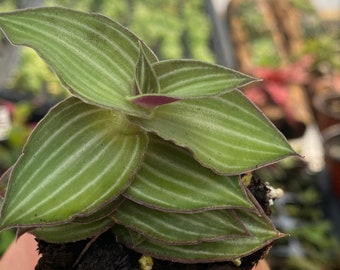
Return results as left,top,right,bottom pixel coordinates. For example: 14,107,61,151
0,7,157,116
130,90,296,175
134,42,160,95
124,135,253,212
113,209,283,263
71,196,125,224
32,217,115,243
0,97,148,230
130,60,257,108
0,167,10,198
22,197,124,243
112,199,248,245
155,60,256,98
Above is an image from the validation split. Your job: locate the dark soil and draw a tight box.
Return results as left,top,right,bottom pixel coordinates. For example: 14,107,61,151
35,231,140,270
35,176,271,270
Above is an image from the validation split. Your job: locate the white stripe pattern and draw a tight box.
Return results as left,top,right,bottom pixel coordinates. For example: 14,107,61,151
0,97,147,228
125,135,252,212
0,7,156,116
132,90,295,174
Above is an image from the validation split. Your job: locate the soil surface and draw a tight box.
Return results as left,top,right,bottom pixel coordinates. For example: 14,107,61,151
35,176,271,270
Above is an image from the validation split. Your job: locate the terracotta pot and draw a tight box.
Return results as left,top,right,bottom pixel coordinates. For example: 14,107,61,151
323,124,340,198
313,93,340,131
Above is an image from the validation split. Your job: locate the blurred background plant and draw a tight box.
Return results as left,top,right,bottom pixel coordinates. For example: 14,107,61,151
255,157,340,270
228,0,340,70
227,1,340,268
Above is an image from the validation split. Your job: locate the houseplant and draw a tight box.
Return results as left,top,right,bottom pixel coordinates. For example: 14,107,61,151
0,7,296,269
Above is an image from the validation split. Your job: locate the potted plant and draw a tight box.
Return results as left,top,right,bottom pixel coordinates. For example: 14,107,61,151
0,7,296,269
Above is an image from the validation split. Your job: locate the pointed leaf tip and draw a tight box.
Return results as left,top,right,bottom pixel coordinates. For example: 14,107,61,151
135,42,160,95
113,208,282,263
131,90,296,175
154,59,258,99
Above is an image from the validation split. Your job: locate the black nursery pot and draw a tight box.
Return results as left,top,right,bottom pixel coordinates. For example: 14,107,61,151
323,124,340,198
314,93,340,131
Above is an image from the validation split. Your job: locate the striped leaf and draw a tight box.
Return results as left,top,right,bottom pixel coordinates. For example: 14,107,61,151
71,196,125,224
155,60,256,98
130,60,256,108
32,217,115,243
113,209,283,263
0,167,10,198
135,43,160,95
130,90,296,175
124,135,253,212
0,7,157,116
112,199,248,245
0,97,148,229
0,171,5,219
23,197,124,243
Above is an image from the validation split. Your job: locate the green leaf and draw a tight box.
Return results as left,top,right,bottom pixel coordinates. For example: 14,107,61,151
22,197,124,243
155,60,257,98
124,135,253,212
71,196,125,224
113,209,283,263
130,90,296,175
32,217,115,243
112,199,248,245
0,97,148,229
134,42,160,95
0,167,10,198
130,60,257,108
0,7,157,116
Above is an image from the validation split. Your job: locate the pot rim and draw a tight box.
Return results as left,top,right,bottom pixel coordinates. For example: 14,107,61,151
313,93,340,120
323,124,340,159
